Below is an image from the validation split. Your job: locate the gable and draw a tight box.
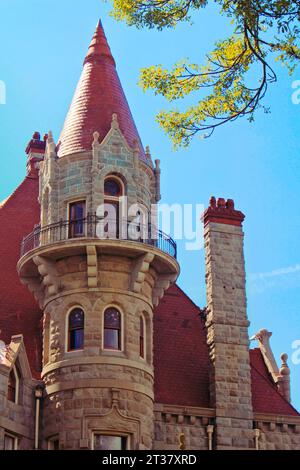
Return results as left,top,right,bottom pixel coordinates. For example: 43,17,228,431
0,176,42,378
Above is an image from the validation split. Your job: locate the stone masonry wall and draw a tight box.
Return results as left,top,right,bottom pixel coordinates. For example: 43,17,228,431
39,125,157,230
255,418,300,450
41,254,156,449
0,362,35,450
204,220,254,449
153,406,214,450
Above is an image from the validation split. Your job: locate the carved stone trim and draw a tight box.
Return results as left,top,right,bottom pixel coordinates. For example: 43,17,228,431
86,245,98,288
33,255,60,296
131,253,154,294
152,273,178,307
80,403,141,449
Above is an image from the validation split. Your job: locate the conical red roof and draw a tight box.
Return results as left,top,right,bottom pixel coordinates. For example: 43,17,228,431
58,21,149,164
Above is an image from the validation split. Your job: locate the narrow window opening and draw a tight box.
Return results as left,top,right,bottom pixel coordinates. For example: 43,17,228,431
68,308,84,351
104,308,121,350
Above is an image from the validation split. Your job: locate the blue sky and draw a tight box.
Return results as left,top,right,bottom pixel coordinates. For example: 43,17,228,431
0,0,300,410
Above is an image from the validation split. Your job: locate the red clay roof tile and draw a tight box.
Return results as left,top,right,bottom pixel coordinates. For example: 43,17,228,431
153,284,211,408
0,175,42,378
58,21,150,164
250,348,299,416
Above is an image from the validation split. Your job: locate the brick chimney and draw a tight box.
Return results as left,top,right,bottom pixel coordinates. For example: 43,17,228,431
203,197,254,449
25,131,46,178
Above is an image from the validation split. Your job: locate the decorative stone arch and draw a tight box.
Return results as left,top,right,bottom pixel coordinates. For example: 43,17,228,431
52,293,92,319
100,165,136,195
92,292,128,317
81,402,141,450
104,172,127,196
47,294,92,357
101,303,125,353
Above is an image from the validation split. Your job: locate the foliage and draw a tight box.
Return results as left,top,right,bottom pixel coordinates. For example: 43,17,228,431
107,1,300,146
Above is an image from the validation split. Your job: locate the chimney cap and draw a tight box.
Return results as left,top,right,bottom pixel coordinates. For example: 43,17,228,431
202,196,245,227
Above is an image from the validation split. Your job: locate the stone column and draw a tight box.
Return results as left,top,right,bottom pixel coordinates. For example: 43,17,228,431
203,197,254,449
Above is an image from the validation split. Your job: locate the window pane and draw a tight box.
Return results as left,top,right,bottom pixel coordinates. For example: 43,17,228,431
94,435,126,450
69,202,86,238
104,179,121,197
4,435,15,450
104,308,120,328
48,439,59,450
70,329,84,350
140,317,144,336
70,202,85,221
69,308,84,351
69,309,84,329
104,329,120,350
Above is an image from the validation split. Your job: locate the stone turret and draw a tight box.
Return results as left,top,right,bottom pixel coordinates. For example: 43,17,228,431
17,20,179,450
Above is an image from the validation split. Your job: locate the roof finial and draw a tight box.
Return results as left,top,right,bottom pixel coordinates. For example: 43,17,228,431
278,353,291,402
93,131,100,145
47,130,54,143
111,113,119,130
84,19,115,66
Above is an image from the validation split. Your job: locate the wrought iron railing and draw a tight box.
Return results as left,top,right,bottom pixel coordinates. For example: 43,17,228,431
20,215,177,259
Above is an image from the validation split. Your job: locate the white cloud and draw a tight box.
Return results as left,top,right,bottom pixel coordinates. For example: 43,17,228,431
248,264,300,294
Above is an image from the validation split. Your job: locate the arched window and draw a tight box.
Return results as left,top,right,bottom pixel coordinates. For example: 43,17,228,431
7,365,20,404
104,176,125,239
139,316,145,359
68,308,84,351
104,178,123,197
103,307,121,350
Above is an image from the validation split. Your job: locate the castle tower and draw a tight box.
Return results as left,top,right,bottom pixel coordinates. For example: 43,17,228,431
203,197,254,449
17,21,179,450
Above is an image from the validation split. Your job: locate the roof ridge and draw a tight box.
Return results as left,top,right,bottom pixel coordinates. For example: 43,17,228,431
0,176,34,211
173,283,204,312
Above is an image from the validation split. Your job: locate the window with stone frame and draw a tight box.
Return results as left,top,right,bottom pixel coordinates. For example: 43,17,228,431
4,433,18,450
68,200,86,238
103,307,121,350
7,364,20,404
68,308,85,351
48,436,59,450
93,434,127,450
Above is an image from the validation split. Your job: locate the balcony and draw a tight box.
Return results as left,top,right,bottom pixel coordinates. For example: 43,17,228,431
20,215,177,260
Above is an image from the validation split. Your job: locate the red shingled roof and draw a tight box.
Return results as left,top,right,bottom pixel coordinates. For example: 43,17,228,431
0,178,299,416
250,348,299,416
153,284,211,408
58,21,149,164
0,175,42,378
